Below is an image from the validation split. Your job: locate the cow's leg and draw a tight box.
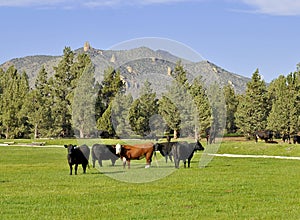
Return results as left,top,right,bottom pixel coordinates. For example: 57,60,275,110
165,155,168,163
169,155,173,162
122,157,126,169
111,159,116,166
74,164,78,175
183,160,187,168
174,158,179,169
99,159,103,167
69,164,73,175
145,158,151,168
82,163,87,174
127,160,130,169
188,158,191,168
92,159,96,168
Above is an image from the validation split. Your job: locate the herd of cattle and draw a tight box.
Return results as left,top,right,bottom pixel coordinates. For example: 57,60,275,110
64,140,204,175
254,130,300,144
64,131,300,175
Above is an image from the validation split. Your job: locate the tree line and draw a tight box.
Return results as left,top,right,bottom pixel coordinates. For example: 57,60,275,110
0,47,299,139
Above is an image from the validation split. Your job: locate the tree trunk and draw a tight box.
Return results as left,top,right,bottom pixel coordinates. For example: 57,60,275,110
34,124,38,139
174,130,178,139
80,128,84,138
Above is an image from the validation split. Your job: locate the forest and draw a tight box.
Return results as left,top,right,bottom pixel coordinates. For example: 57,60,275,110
0,47,299,140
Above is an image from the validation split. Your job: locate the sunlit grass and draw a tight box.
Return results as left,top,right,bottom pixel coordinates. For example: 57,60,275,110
1,141,300,219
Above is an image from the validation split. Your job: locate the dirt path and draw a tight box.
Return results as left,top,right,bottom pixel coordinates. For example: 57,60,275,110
208,153,300,160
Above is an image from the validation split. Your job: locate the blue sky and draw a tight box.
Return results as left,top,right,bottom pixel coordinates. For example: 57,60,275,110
1,0,300,82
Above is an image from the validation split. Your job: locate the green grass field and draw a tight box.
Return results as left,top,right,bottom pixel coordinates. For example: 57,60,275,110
1,139,300,219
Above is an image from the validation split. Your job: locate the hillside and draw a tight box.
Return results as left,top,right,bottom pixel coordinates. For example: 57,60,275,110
0,46,250,95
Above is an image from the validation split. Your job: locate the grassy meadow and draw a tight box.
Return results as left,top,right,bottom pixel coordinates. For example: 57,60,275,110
1,138,300,219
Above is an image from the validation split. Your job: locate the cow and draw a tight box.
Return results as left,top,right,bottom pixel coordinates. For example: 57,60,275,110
171,140,204,169
255,130,273,143
282,133,291,143
293,135,300,144
91,144,119,167
115,142,154,169
205,127,216,144
154,142,173,163
64,144,90,175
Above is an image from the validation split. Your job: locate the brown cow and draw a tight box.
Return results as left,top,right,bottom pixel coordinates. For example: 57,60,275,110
115,143,154,169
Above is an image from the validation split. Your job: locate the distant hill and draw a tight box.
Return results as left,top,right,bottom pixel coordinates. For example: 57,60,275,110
0,46,250,95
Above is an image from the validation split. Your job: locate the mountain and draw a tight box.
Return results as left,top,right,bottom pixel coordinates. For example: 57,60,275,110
0,45,250,95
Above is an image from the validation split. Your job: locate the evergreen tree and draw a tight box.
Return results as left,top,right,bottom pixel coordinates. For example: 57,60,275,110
285,71,300,134
111,93,133,138
207,83,227,138
172,60,189,88
128,81,158,137
235,69,271,136
25,66,52,138
189,77,211,138
267,75,290,134
0,68,4,135
223,84,238,133
158,95,181,137
99,67,125,109
95,66,125,136
17,71,31,138
97,104,116,137
51,47,75,137
50,48,91,137
0,66,30,138
72,62,97,138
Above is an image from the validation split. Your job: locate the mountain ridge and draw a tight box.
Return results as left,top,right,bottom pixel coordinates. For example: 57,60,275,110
0,46,250,94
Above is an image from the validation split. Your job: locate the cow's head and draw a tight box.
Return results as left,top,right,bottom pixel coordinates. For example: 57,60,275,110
195,140,204,151
64,144,77,155
115,143,122,155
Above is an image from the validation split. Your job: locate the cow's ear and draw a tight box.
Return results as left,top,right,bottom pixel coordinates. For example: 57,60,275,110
64,145,68,148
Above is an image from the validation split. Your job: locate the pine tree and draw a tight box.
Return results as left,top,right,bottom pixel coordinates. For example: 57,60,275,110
235,69,271,136
223,84,238,133
51,47,75,137
172,60,189,88
17,71,31,138
128,81,158,137
99,67,125,109
267,75,290,134
111,93,133,138
0,66,30,138
189,77,211,138
286,71,300,134
24,67,52,138
207,83,227,138
97,104,116,137
95,66,125,136
72,62,97,138
158,95,181,137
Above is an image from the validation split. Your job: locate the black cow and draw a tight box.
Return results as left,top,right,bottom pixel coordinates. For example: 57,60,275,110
205,127,216,144
171,140,204,169
293,135,300,144
64,144,90,175
91,144,119,167
255,130,273,143
282,133,291,143
154,142,173,163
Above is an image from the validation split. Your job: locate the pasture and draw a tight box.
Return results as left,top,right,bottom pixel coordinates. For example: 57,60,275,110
1,139,300,219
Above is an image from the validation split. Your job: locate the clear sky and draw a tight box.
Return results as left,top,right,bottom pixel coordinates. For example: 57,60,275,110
1,0,300,82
